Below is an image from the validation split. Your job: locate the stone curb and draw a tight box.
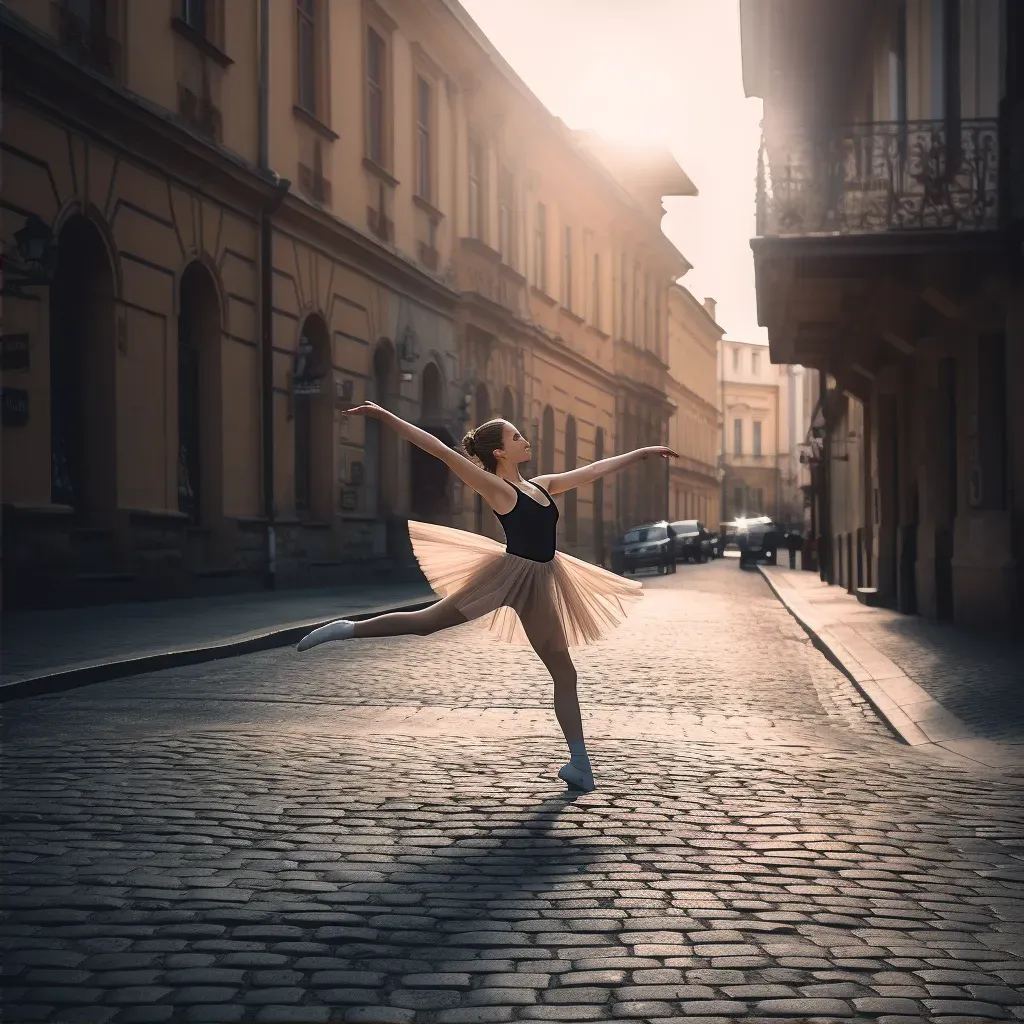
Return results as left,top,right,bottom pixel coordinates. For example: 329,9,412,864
0,596,438,704
758,565,1024,771
757,566,910,745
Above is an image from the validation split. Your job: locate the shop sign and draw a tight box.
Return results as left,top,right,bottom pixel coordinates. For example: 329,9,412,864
1,387,29,426
0,334,30,371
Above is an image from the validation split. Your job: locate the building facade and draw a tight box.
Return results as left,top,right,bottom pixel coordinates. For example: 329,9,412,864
666,286,722,527
0,0,694,608
719,339,802,525
740,0,1023,627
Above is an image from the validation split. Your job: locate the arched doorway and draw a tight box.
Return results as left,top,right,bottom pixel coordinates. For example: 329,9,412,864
177,262,222,526
370,341,397,518
293,315,332,520
564,415,578,545
541,405,555,475
501,385,516,424
411,361,451,524
594,426,605,564
49,215,116,520
473,382,491,534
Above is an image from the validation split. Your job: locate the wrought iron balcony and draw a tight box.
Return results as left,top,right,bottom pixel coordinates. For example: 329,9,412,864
755,119,999,237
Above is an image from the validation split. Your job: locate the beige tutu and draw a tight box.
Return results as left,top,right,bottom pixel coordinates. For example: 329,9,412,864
407,520,643,652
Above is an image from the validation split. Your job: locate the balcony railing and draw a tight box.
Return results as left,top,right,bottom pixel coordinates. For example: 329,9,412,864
756,119,999,237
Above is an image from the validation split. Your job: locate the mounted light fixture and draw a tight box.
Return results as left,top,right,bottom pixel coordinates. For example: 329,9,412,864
3,213,57,297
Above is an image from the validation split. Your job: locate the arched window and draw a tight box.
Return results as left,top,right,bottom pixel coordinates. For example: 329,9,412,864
564,415,578,544
49,215,117,521
421,361,444,422
541,405,555,475
293,315,332,520
474,383,492,534
501,385,516,423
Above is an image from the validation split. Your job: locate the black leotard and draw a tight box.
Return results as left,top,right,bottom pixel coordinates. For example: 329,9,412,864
494,481,559,563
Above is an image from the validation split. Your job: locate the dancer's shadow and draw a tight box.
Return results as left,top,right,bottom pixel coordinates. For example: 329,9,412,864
327,791,611,968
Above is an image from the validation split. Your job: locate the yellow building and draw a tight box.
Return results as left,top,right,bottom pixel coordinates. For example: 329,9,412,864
666,286,722,527
720,340,785,522
0,0,694,608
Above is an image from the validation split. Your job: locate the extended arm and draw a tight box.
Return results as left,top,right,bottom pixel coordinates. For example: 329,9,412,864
535,446,676,496
345,402,511,507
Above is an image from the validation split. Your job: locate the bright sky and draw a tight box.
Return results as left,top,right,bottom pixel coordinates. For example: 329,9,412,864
459,0,768,344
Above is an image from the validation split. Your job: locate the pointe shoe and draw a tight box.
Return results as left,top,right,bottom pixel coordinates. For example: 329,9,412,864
558,761,596,792
296,619,356,652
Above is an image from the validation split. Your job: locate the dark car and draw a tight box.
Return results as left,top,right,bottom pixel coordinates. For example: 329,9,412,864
734,516,780,568
611,522,676,575
670,520,711,563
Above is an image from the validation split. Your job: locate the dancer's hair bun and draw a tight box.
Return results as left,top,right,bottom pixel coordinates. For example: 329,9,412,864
461,430,477,459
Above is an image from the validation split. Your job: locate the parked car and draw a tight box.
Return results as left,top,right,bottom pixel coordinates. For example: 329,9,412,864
669,520,712,563
611,522,676,575
734,516,780,568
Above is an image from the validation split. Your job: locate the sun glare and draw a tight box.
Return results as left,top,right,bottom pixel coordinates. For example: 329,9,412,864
570,64,677,147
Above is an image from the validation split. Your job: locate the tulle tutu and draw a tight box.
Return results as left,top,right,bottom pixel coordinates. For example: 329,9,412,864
407,520,643,652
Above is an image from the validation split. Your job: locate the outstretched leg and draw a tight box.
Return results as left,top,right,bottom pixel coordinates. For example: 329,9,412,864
297,594,467,651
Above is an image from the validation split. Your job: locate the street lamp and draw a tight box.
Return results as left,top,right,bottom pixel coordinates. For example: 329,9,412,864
3,214,57,297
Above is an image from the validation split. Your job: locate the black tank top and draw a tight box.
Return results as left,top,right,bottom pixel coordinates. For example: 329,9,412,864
494,481,558,563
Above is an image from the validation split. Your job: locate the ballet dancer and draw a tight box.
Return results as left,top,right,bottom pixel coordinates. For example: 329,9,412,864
297,401,677,792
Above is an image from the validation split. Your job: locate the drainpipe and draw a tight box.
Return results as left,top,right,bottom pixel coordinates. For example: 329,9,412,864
258,0,290,589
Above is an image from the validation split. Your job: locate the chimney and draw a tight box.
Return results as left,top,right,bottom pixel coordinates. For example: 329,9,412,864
703,297,717,321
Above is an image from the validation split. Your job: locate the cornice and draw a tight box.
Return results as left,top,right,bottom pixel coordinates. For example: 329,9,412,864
275,195,460,314
0,7,281,210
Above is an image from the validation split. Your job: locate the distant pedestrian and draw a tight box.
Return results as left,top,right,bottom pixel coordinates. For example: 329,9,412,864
786,530,803,570
297,402,678,793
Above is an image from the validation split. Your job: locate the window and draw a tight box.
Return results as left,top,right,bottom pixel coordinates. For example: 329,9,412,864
498,167,514,262
415,76,432,200
297,0,317,115
732,347,740,373
534,202,547,290
734,487,743,514
753,421,762,457
468,138,483,240
751,350,761,375
182,0,206,34
733,418,743,455
562,225,573,309
366,27,386,165
592,253,601,327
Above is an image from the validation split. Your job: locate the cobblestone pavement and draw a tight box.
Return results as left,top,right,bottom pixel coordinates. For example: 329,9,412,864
0,582,433,683
3,560,1024,1023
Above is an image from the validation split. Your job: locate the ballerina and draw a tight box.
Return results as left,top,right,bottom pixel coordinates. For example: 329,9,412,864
297,401,677,792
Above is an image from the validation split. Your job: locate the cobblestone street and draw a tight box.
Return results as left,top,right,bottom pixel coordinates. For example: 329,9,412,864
3,560,1023,1023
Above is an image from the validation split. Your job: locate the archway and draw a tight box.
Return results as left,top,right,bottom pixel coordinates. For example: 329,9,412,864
541,405,555,475
594,426,605,564
293,315,333,520
177,261,222,526
411,361,451,524
370,341,397,518
49,215,117,520
473,382,492,534
564,415,578,544
501,385,516,423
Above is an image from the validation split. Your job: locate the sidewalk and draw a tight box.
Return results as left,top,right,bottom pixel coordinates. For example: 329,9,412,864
762,564,1024,770
0,580,435,700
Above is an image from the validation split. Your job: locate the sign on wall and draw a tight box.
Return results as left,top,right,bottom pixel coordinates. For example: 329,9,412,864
1,387,29,426
0,334,30,371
